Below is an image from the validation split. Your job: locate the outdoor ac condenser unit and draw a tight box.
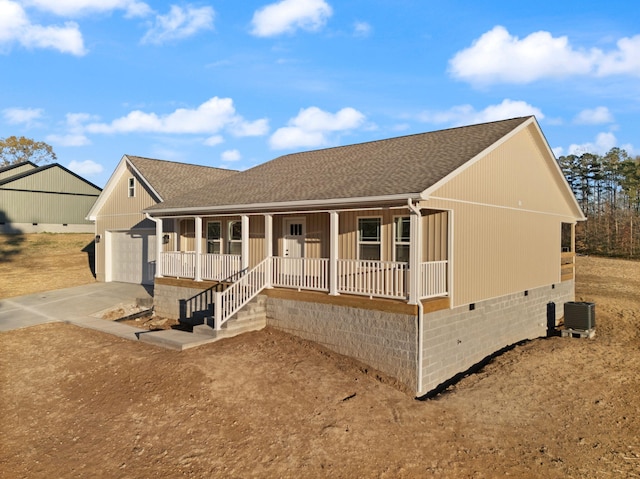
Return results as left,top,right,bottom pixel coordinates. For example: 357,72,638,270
564,302,596,330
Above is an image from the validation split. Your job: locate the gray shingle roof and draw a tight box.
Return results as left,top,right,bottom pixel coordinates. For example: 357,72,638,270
148,116,531,212
127,156,238,201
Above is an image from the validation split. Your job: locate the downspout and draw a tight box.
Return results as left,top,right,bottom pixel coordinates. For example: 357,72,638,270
407,198,424,396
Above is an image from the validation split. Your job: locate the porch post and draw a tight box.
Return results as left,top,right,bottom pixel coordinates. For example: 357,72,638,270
329,211,339,296
408,209,422,305
155,217,163,278
241,215,250,271
264,214,273,288
194,216,202,281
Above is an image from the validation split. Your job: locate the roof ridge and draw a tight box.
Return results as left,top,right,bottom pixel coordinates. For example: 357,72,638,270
265,116,533,161
126,155,239,173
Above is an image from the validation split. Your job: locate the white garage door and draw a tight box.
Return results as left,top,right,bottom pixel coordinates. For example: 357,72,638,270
111,230,156,285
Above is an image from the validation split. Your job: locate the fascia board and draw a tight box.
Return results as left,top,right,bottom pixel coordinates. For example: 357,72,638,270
145,193,421,216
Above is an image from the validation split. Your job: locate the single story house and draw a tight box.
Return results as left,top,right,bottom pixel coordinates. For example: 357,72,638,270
101,117,585,397
86,155,238,284
0,161,102,234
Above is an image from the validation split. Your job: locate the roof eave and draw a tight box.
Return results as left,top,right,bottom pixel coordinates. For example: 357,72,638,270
145,193,422,216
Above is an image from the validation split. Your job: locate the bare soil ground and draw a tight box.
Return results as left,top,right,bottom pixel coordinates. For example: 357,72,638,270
1,237,639,478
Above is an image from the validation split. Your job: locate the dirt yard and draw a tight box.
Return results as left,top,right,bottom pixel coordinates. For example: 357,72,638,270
1,236,639,477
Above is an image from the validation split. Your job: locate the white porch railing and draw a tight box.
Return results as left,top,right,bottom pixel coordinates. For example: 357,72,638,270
201,253,242,281
215,257,269,330
161,253,448,304
420,260,448,299
272,256,329,291
337,259,409,299
161,251,196,279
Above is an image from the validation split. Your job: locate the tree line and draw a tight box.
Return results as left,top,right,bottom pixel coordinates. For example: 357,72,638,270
559,148,640,258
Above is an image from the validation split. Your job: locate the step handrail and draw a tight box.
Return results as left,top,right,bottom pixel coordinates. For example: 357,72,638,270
214,257,270,330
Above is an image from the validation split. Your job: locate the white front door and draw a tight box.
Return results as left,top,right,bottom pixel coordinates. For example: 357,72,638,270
283,218,305,258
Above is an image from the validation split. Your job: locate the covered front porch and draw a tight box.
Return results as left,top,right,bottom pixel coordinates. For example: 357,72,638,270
150,205,450,328
157,252,447,301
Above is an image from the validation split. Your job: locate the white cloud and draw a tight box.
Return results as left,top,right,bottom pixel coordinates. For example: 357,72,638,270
417,99,544,126
596,35,640,76
67,159,103,176
574,107,614,125
2,107,43,125
0,0,86,55
22,0,151,18
353,21,371,38
566,132,619,156
221,149,241,162
141,4,214,44
66,112,99,127
45,112,97,146
449,26,595,85
551,146,564,158
46,133,91,146
203,135,224,146
85,97,268,138
230,118,270,137
270,106,365,149
448,27,640,85
251,0,332,37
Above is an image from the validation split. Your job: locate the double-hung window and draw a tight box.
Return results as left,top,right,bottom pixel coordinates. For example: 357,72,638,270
394,216,411,262
128,177,135,197
206,221,221,254
228,220,242,255
358,217,381,261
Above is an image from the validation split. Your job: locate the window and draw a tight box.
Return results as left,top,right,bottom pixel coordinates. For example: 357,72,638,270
289,223,303,236
358,217,381,260
128,177,136,198
228,220,242,255
207,221,221,254
561,223,573,252
394,216,411,262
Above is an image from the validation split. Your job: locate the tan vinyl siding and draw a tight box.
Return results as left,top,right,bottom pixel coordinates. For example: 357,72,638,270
94,164,159,282
180,219,196,251
249,216,265,267
429,124,577,219
98,168,158,218
422,210,448,262
423,126,573,307
442,202,559,307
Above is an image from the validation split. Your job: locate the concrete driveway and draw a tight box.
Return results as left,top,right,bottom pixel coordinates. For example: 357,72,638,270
0,282,153,339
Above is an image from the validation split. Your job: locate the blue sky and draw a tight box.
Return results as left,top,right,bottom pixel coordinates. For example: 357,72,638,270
1,0,639,187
